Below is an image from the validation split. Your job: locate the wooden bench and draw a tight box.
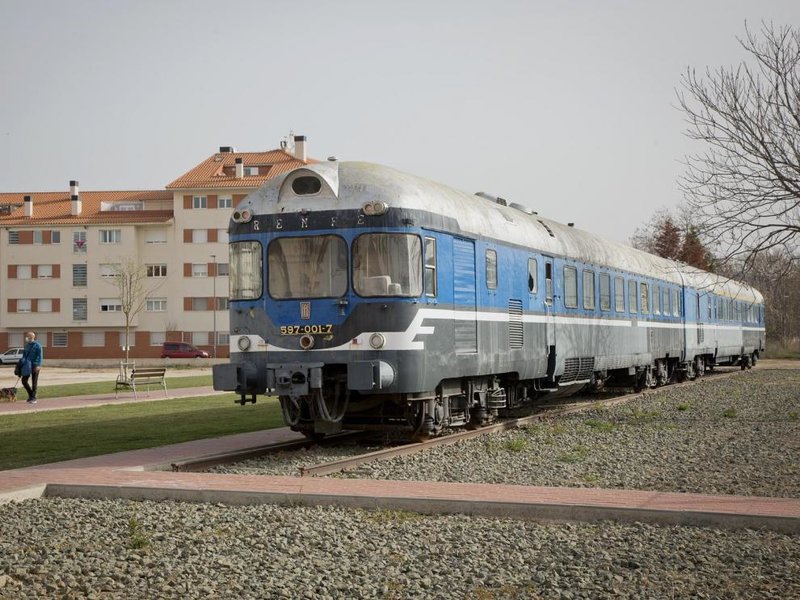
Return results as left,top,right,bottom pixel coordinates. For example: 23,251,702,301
115,367,168,400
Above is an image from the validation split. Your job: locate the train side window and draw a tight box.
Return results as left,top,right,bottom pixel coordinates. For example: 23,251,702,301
640,282,650,314
614,275,625,312
653,284,660,315
672,289,679,317
564,266,578,308
663,287,671,316
583,270,595,310
707,296,712,320
599,273,611,311
424,237,437,297
528,258,538,294
545,262,553,305
485,249,497,290
628,279,637,314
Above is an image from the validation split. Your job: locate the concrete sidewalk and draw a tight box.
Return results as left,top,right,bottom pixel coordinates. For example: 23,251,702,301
0,385,223,415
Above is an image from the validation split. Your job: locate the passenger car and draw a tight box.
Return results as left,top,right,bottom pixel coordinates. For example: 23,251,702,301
161,342,209,359
0,347,24,365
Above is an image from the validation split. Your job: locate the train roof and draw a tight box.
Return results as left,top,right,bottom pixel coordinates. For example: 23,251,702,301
241,161,763,304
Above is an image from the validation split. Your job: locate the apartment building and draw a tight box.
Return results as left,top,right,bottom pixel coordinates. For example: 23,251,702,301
0,135,311,358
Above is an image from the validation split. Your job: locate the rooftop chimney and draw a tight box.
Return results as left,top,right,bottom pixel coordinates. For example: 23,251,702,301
219,146,235,153
293,135,307,162
23,195,33,218
70,180,79,197
71,194,82,216
235,157,244,179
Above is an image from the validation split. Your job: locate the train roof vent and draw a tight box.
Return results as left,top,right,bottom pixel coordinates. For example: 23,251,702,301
537,219,556,238
475,191,507,206
291,176,322,195
510,202,533,215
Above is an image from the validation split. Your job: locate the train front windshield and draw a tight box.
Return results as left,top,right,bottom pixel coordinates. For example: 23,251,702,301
268,236,348,299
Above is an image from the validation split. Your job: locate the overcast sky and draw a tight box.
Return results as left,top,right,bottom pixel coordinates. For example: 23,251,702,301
2,0,798,244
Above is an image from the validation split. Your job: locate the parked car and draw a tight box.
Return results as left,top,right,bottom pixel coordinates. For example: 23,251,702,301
161,342,209,359
0,347,24,365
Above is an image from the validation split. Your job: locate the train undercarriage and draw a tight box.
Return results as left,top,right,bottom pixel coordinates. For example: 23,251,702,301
273,351,760,441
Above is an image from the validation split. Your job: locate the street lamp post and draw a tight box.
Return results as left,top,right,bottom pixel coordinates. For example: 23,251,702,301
210,254,217,359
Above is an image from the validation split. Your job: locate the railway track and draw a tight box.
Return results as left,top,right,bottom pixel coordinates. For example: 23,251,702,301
175,368,743,476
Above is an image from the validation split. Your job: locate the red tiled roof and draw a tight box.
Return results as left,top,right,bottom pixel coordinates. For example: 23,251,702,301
166,149,315,189
0,190,173,226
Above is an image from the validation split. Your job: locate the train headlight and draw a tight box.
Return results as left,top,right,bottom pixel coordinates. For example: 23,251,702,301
232,209,253,223
299,334,315,350
369,332,385,350
237,336,252,351
362,201,388,216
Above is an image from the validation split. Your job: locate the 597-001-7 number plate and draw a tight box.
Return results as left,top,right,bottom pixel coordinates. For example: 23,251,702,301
279,324,334,336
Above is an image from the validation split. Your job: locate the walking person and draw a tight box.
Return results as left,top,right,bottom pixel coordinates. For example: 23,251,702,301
19,331,43,405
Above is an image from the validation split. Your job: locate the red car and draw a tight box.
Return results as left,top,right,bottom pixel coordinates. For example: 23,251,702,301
161,342,209,359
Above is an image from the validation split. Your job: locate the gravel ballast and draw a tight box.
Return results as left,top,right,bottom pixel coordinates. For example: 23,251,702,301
1,497,798,599
211,369,800,498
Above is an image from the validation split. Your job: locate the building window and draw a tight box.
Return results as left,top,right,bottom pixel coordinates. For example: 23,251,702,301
52,231,61,244
37,265,53,279
244,166,259,176
215,297,229,310
218,229,229,243
217,332,230,345
192,297,209,311
147,264,167,277
528,258,538,293
599,273,611,311
53,332,68,347
100,229,121,244
193,196,207,209
192,331,209,345
73,298,88,321
17,265,32,279
146,298,167,312
144,229,167,244
17,299,32,313
37,299,53,312
8,231,19,244
614,276,625,312
33,230,43,244
217,263,229,276
424,237,437,297
73,264,87,287
120,332,135,349
100,298,123,312
628,280,638,314
73,231,87,253
583,270,595,310
564,266,578,308
99,264,118,278
218,196,233,209
192,229,208,244
485,249,497,290
192,264,208,278
150,331,166,346
84,332,105,347
640,282,650,314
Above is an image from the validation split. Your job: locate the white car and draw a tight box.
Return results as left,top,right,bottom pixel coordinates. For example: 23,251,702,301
0,347,24,365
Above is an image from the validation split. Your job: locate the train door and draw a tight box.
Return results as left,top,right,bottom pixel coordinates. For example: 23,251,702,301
543,257,556,378
453,238,477,353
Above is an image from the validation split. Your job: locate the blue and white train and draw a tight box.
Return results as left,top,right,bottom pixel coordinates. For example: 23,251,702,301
212,161,766,438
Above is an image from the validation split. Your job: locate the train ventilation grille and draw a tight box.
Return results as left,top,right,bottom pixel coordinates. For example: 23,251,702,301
561,357,595,383
508,299,523,349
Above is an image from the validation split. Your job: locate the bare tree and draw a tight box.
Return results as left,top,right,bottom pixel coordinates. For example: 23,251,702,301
678,22,800,268
105,259,163,363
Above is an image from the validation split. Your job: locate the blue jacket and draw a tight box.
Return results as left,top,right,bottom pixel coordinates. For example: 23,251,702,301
21,340,43,376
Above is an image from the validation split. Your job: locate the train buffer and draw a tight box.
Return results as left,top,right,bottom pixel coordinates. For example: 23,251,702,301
115,366,168,400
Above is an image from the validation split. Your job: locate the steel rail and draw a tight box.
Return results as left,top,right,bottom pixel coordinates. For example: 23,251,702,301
298,368,743,477
171,432,361,472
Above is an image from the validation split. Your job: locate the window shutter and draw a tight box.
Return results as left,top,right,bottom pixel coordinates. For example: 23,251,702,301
183,229,192,243
8,299,16,313
8,265,16,278
184,263,192,277
53,264,61,278
184,195,193,209
43,231,52,244
184,297,192,311
233,194,246,204
19,231,33,244
208,229,218,243
53,299,61,312
208,195,218,209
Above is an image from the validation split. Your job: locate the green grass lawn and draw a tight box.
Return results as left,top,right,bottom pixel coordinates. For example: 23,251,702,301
0,393,284,470
25,374,214,400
